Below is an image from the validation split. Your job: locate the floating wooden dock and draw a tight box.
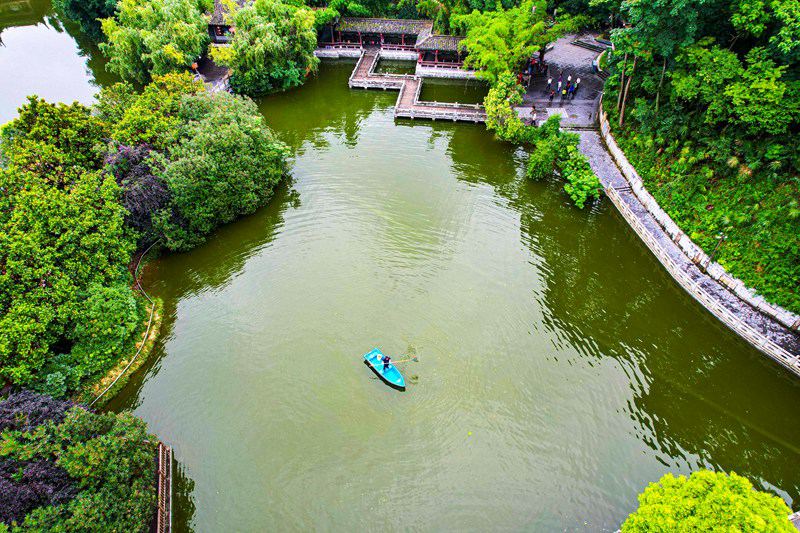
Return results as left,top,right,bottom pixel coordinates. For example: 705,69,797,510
347,49,486,123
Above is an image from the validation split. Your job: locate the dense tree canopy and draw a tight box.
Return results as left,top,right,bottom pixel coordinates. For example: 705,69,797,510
453,0,585,84
0,391,156,531
604,0,800,312
100,0,210,84
622,470,794,532
0,99,140,398
97,73,289,250
210,0,319,96
1,74,288,396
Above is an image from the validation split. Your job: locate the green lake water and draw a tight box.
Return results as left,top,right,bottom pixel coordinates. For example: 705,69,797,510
3,6,800,531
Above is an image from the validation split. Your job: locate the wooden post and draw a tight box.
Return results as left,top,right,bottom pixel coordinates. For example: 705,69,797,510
401,33,405,46
358,32,362,45
434,50,438,63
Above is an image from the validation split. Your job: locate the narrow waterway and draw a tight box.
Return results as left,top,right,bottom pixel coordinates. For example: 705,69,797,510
2,6,800,531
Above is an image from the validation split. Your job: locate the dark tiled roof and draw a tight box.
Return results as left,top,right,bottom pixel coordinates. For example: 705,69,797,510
210,0,247,25
415,34,465,51
337,17,432,35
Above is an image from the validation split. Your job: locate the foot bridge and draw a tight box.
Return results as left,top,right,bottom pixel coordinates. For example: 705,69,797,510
347,49,486,123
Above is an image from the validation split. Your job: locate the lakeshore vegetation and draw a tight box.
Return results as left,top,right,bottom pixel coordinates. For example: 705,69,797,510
602,0,800,313
622,470,794,532
0,73,287,398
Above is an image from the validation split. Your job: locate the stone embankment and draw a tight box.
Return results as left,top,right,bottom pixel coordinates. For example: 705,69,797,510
546,34,800,375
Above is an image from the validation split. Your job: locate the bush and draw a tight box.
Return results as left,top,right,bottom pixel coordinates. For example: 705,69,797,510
0,392,157,531
622,470,794,532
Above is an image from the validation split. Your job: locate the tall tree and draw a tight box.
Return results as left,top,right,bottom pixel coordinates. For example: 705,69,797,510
210,0,319,96
100,0,210,84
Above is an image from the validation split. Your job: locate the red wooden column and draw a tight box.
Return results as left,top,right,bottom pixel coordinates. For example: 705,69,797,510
358,32,362,45
434,50,438,63
401,33,405,46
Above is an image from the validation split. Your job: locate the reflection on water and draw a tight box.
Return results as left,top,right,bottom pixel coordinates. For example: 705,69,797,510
419,78,488,105
0,0,118,124
102,62,800,531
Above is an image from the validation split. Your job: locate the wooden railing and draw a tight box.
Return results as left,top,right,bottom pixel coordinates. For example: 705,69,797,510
155,443,172,533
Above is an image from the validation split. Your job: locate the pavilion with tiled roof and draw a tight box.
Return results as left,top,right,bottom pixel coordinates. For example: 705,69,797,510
208,0,248,43
319,17,469,68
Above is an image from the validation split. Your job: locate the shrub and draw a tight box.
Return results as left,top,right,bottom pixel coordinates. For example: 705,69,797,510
0,392,157,531
622,470,794,532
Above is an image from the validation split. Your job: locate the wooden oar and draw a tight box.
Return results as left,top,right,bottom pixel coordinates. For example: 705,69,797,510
367,355,419,366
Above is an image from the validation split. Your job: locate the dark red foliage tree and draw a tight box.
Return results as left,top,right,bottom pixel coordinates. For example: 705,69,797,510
0,390,80,433
0,459,79,525
105,143,171,244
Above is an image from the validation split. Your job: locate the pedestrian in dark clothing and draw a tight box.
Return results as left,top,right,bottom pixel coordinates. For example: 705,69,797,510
567,83,575,99
548,89,555,103
381,354,391,372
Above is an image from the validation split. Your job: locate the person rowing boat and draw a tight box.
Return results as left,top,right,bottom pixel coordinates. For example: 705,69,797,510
381,354,391,372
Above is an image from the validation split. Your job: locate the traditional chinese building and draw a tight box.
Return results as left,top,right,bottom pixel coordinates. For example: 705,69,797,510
319,17,468,70
208,0,247,44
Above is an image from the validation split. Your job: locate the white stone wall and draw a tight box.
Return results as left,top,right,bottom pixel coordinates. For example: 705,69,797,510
599,102,800,332
415,65,478,79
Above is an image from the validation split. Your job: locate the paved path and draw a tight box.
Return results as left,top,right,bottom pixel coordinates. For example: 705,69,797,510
539,34,800,373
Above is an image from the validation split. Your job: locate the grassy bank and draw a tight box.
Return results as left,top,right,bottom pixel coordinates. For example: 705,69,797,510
602,98,800,315
74,297,163,407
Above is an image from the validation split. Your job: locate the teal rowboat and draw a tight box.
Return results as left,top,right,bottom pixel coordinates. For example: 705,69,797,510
363,348,405,390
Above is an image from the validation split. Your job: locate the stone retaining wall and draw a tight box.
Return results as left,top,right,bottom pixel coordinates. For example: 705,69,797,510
598,101,800,333
415,65,477,79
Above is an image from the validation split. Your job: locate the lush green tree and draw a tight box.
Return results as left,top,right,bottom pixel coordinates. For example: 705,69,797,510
602,0,800,312
622,470,794,532
98,73,205,150
0,169,139,397
52,0,117,41
0,99,140,398
95,74,289,250
100,0,210,84
156,91,289,249
0,392,156,531
210,0,319,96
454,0,586,84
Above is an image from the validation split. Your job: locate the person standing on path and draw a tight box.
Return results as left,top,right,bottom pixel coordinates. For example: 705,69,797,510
557,80,562,93
573,78,581,98
567,83,575,100
548,89,555,103
546,77,552,93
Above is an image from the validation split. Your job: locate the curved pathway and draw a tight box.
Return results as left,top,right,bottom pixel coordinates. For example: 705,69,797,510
537,35,800,375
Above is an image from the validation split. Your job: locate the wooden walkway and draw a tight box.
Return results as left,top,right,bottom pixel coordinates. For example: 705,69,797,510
348,49,486,123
